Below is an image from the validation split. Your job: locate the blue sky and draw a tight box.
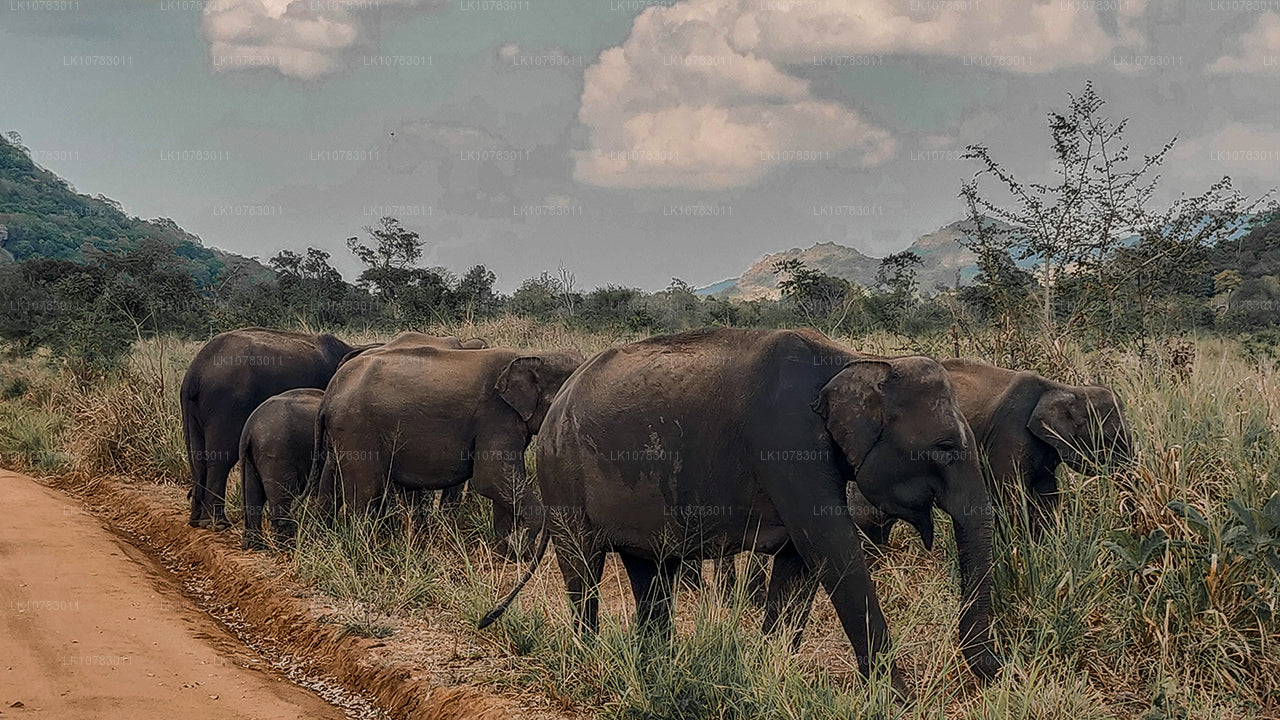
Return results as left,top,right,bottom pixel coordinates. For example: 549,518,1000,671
3,0,1279,290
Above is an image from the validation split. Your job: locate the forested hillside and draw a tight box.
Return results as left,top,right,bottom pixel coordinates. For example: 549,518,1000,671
0,133,268,289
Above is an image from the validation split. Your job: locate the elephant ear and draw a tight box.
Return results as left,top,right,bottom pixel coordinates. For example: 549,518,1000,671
497,356,545,422
812,360,890,477
1028,389,1086,461
338,343,383,368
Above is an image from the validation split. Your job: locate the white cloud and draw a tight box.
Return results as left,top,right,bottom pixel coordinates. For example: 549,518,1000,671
202,0,422,80
1173,121,1280,183
575,0,1148,190
1207,12,1280,75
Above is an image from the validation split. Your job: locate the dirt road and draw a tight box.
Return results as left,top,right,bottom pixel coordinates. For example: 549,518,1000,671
0,469,350,719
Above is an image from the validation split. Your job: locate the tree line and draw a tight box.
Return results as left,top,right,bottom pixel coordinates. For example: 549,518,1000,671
2,84,1279,370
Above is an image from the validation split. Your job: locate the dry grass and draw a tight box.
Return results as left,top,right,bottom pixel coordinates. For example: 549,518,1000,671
0,319,1277,719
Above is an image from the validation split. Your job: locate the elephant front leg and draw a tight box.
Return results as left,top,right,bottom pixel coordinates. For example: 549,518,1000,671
1026,472,1060,540
760,468,908,697
470,438,533,559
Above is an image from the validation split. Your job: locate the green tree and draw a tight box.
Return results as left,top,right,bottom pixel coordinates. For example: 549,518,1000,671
455,265,500,319
961,82,1272,342
773,258,862,333
345,217,454,322
647,278,701,332
270,247,355,325
873,251,922,331
509,272,562,321
346,217,424,303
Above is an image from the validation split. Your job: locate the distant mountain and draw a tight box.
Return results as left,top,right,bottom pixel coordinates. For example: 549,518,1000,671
0,133,270,290
699,219,985,300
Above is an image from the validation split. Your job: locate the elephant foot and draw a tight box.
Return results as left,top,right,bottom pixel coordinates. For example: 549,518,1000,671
888,667,913,704
194,517,233,531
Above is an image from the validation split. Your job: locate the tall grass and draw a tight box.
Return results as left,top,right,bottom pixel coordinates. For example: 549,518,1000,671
0,320,1276,718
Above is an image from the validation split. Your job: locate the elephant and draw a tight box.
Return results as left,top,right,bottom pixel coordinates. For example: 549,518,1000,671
852,358,1133,548
311,333,583,554
239,388,324,550
181,328,482,529
481,327,1002,694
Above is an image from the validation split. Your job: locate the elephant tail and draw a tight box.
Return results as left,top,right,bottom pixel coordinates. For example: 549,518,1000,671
180,369,203,503
240,432,265,530
477,513,550,630
306,405,330,496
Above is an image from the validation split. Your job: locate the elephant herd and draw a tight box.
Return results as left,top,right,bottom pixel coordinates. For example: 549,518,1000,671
180,325,1132,696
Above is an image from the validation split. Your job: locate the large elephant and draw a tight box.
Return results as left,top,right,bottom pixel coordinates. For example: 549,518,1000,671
481,328,1002,694
853,358,1133,547
312,334,583,552
181,328,480,529
240,388,324,550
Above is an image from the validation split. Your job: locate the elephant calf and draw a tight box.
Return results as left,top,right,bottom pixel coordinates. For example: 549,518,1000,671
240,388,324,550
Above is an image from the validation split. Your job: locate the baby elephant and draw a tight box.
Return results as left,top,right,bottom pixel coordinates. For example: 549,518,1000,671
240,388,324,550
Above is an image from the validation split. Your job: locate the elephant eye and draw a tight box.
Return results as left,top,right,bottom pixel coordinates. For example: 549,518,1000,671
931,441,959,465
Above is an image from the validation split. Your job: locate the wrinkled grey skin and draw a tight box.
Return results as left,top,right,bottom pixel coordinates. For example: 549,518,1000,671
240,388,324,550
852,358,1133,548
311,332,582,553
481,328,1002,695
181,328,379,529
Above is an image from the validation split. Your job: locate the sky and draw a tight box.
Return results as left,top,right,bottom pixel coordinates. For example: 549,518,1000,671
2,0,1279,291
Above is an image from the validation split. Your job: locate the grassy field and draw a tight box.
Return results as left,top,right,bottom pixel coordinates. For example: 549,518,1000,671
1,317,1277,719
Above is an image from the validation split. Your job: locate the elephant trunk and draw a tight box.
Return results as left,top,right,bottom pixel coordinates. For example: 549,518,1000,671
937,467,1003,681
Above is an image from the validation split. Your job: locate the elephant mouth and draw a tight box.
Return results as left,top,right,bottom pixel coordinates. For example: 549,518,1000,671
906,511,935,551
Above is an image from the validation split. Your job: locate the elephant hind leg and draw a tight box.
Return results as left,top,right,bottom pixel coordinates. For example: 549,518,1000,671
187,427,208,527
240,449,267,550
313,453,339,517
335,438,391,516
268,476,297,550
619,552,679,636
555,544,606,636
745,552,770,606
714,555,736,603
762,544,818,651
198,424,239,530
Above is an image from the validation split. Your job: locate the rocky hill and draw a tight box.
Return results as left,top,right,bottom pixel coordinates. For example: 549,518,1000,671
701,219,983,300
